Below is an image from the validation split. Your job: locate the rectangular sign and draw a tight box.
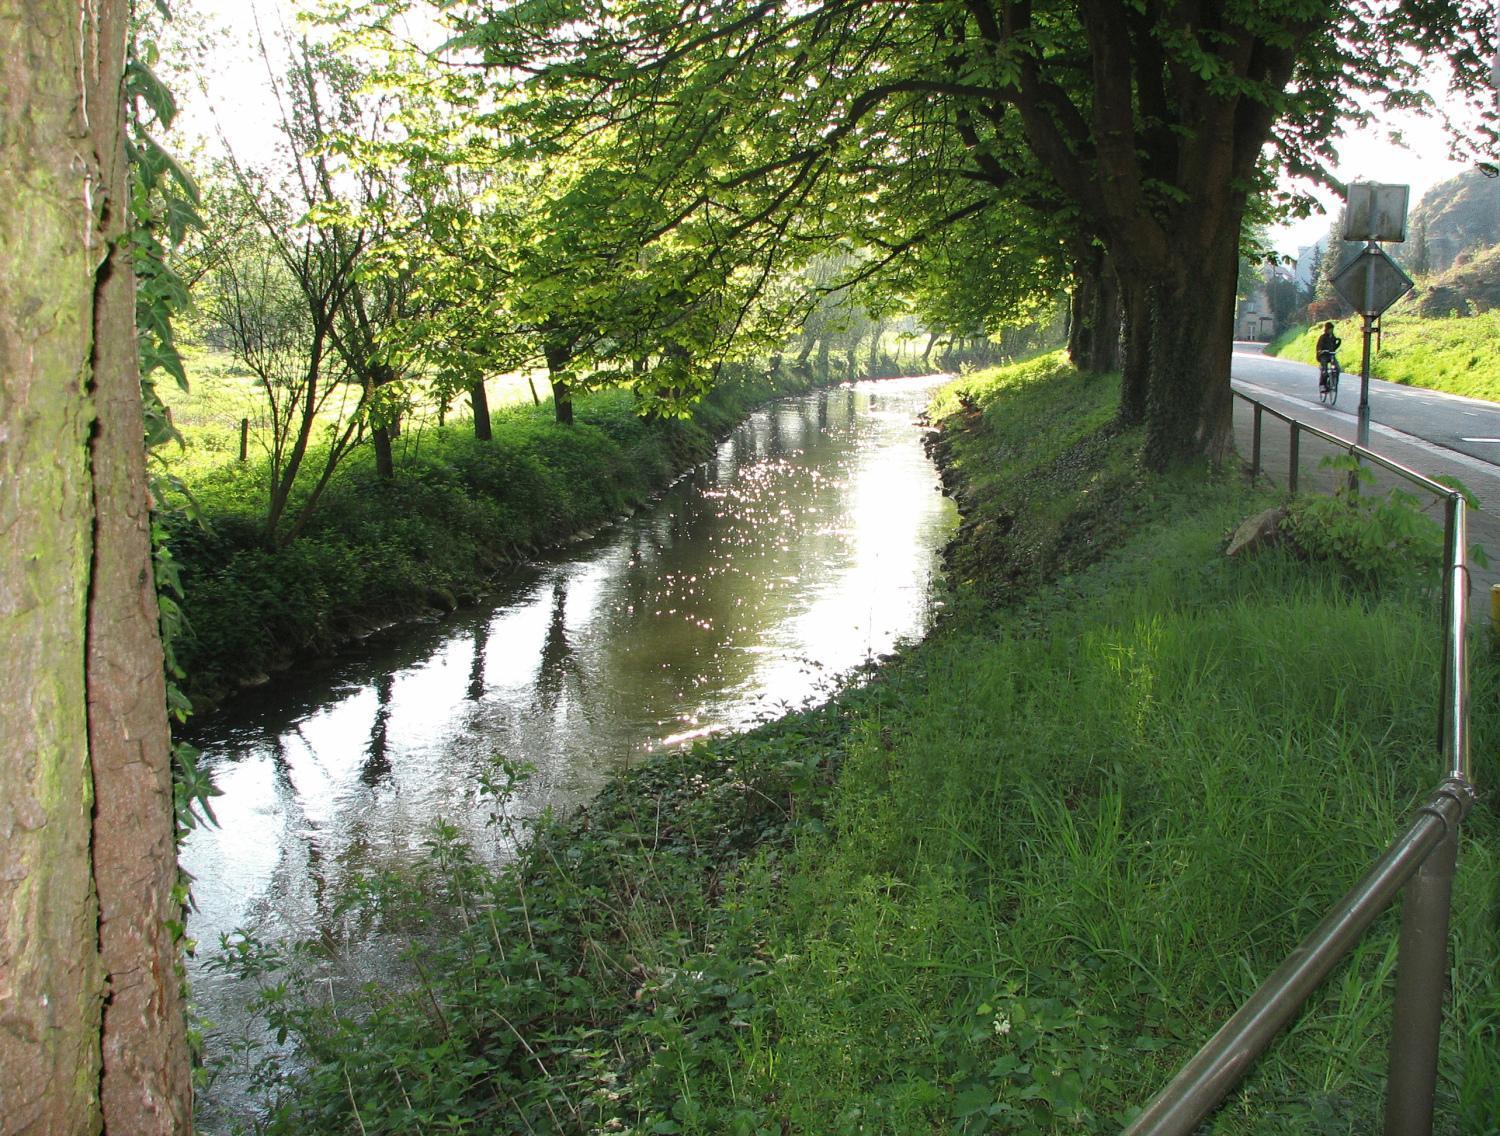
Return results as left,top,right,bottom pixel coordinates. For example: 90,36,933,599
1343,182,1410,243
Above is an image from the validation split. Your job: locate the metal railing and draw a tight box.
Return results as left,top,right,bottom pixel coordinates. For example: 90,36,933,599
1124,391,1478,1136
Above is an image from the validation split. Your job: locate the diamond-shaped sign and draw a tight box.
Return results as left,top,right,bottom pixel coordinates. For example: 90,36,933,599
1331,246,1414,318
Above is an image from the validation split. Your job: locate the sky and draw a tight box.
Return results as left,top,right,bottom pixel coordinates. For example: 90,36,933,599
1269,108,1476,261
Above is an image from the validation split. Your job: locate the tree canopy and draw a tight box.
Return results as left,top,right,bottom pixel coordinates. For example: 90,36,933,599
426,0,1497,465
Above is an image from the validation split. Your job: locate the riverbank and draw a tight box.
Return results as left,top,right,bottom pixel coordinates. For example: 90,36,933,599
164,364,833,712
216,353,1500,1135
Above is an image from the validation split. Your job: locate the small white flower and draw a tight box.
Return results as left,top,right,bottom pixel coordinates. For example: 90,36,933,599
992,1014,1011,1036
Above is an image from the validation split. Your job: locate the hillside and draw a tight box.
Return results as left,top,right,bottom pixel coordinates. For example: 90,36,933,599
1410,168,1500,273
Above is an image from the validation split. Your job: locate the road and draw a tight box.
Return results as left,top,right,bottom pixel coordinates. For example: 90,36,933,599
1230,341,1500,627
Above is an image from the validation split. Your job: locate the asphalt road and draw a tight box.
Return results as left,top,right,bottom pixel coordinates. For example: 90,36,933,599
1230,341,1500,627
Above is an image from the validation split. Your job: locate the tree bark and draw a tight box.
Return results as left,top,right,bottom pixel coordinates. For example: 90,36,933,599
1118,282,1150,427
1141,229,1241,469
543,337,575,425
1,1,190,1132
1068,269,1121,375
470,380,492,441
373,426,396,478
550,377,574,425
87,0,194,1122
1,3,107,1127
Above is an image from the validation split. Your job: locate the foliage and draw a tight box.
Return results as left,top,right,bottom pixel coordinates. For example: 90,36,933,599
433,0,1498,467
125,5,220,842
207,354,1500,1135
1282,457,1447,586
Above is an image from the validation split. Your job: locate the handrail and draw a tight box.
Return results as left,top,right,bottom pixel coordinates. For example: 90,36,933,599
1125,391,1478,1135
1121,780,1473,1136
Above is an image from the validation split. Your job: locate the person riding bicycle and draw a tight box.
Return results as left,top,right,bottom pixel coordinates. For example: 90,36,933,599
1315,322,1341,393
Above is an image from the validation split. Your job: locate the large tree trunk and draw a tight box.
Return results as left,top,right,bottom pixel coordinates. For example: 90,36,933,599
1,1,190,1133
1068,246,1123,375
1118,282,1151,426
88,10,194,1126
1140,229,1241,469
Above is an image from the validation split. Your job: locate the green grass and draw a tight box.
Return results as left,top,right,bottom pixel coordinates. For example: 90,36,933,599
1268,309,1500,402
209,356,1500,1135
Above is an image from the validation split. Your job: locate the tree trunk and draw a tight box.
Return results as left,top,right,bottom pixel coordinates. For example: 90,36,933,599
550,378,574,425
1067,262,1094,368
88,21,194,1128
795,332,815,367
471,380,492,441
373,426,396,478
1,1,190,1132
1118,282,1150,427
1070,280,1123,373
543,338,575,425
1141,243,1240,470
1089,261,1122,373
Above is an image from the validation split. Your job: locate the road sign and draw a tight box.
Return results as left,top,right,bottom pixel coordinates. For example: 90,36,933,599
1344,182,1410,243
1331,245,1414,318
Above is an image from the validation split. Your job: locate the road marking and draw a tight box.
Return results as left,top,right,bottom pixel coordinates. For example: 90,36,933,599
1461,437,1500,443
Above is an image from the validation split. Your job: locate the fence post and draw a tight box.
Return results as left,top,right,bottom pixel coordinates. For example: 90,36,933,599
1383,824,1459,1136
1289,423,1300,494
1251,403,1263,480
239,417,249,462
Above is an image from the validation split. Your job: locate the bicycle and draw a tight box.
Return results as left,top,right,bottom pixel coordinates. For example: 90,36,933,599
1317,351,1340,406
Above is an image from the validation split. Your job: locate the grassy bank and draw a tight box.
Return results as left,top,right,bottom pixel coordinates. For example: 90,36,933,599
163,365,816,709
1268,309,1500,402
214,355,1499,1134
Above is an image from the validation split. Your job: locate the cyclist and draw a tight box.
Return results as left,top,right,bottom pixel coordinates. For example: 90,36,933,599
1315,321,1341,394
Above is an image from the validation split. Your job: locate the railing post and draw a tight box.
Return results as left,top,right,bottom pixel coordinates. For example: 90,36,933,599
1383,824,1459,1136
1251,403,1263,479
1437,496,1456,761
1289,423,1300,494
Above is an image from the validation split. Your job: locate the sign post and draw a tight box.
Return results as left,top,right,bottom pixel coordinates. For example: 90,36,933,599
1332,184,1414,448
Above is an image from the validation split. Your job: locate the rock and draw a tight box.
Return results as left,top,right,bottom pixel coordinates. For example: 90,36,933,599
1226,506,1288,558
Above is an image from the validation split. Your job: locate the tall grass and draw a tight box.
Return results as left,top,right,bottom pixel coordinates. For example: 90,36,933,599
712,526,1494,1133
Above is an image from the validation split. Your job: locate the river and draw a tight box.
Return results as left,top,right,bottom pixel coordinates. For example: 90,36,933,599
183,375,957,1129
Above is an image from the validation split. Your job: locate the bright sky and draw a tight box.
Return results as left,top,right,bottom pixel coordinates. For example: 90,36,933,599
1269,108,1476,260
